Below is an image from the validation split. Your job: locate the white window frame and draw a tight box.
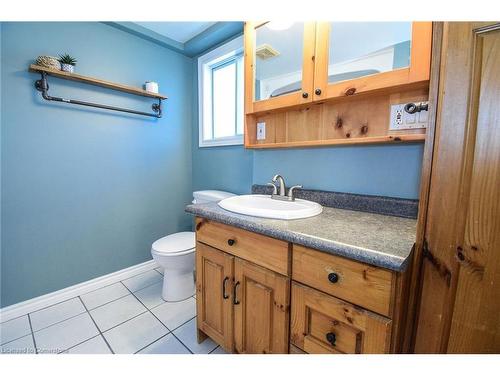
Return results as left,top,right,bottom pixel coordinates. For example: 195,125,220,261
198,36,244,147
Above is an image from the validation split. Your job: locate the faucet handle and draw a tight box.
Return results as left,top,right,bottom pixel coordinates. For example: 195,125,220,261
267,182,278,195
287,185,303,200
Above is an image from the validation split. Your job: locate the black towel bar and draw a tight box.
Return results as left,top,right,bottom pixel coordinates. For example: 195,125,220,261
34,72,163,118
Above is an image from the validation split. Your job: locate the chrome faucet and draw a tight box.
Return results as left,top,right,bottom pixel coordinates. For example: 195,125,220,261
268,175,302,201
272,174,286,196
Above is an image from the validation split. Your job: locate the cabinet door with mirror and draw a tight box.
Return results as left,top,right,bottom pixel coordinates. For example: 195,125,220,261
244,22,316,113
313,22,432,100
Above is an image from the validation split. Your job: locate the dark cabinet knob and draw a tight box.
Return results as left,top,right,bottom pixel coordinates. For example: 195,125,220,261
315,88,322,95
326,332,336,346
328,272,339,283
227,239,235,246
302,92,309,98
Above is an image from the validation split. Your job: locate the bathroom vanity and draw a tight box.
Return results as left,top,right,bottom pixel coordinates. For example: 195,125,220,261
186,188,416,354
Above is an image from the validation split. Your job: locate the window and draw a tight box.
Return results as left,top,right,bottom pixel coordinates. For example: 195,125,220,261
198,36,244,147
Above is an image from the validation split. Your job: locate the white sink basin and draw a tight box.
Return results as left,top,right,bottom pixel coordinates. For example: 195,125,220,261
218,194,323,220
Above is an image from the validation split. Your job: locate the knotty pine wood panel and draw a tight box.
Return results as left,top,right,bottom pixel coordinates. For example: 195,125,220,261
447,26,500,353
246,86,428,148
195,218,290,276
414,22,500,353
292,245,394,317
196,242,234,352
233,258,290,354
403,22,444,354
290,282,392,354
413,23,477,353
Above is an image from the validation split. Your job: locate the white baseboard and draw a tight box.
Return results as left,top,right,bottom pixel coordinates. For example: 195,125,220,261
0,259,158,323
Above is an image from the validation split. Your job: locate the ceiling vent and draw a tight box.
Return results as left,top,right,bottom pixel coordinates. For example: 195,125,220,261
255,44,280,60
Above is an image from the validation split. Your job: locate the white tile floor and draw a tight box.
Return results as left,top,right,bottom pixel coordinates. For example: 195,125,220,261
0,267,227,354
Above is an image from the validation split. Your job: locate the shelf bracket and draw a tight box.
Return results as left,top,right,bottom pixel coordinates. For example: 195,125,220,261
34,72,163,118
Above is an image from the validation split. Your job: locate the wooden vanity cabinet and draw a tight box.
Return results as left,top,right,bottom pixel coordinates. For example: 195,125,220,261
195,218,291,354
290,282,392,354
290,245,406,354
195,218,409,354
292,244,393,316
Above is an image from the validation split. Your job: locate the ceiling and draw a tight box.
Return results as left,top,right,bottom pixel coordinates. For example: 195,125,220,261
134,22,217,43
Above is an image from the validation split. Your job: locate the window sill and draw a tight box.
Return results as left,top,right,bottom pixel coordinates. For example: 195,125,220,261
199,136,244,148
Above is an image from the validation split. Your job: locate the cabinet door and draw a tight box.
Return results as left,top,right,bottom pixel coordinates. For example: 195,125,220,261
447,25,500,353
196,242,234,352
414,22,500,353
313,22,432,101
291,282,392,354
244,22,316,114
233,258,290,353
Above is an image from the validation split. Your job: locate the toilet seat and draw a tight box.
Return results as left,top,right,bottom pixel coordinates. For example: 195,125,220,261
151,232,195,256
151,247,194,257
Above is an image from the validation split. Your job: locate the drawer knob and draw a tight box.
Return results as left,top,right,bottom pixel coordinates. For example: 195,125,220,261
227,239,236,246
328,272,339,283
326,332,336,346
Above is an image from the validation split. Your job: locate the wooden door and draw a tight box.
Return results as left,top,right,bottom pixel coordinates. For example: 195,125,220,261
290,283,392,354
244,22,316,114
196,242,234,352
414,22,500,353
233,258,290,353
313,22,432,101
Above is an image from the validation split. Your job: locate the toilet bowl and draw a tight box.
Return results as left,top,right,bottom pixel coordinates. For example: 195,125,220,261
152,232,196,301
151,190,235,302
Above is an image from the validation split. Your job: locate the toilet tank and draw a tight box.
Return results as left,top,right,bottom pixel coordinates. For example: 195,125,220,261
192,190,236,204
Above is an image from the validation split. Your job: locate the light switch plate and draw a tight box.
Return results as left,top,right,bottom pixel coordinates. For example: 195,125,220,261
389,102,429,130
257,122,266,140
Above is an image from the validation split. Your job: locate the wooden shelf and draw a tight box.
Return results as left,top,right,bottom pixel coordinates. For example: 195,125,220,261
245,134,426,149
29,64,167,100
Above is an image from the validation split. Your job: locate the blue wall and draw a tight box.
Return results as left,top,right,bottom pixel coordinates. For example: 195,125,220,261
1,22,194,307
253,144,424,199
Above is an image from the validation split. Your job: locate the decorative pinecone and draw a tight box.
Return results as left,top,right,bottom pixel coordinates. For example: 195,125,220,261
35,56,61,70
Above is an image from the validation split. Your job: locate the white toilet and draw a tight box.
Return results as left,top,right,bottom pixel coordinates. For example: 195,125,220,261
151,190,235,301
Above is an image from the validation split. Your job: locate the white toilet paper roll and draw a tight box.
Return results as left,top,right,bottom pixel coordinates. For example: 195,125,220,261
145,81,159,93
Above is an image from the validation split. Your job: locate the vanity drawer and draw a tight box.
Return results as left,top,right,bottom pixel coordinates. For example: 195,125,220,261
292,245,394,316
290,282,392,354
195,218,290,276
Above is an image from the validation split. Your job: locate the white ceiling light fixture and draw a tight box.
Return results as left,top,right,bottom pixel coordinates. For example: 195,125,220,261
266,21,294,31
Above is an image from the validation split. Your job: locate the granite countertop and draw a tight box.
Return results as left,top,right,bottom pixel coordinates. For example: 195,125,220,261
185,201,417,272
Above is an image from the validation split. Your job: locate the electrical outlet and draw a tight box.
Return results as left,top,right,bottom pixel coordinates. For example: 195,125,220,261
389,102,429,130
257,122,266,140
418,108,428,124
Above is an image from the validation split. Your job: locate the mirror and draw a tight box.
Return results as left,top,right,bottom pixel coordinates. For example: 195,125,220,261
327,22,412,84
254,22,305,101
